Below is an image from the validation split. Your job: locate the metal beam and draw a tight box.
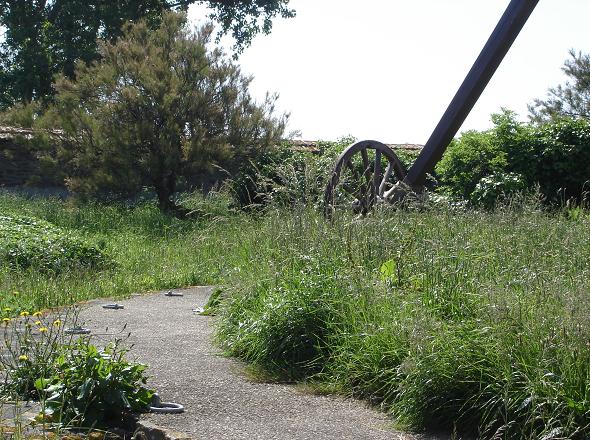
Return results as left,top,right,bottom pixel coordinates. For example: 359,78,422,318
403,0,540,190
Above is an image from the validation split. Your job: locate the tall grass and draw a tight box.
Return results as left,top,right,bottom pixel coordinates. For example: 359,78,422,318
1,189,589,438
215,202,590,439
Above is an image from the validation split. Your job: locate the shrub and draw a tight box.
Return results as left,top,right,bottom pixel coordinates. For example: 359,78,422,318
39,12,285,216
535,117,590,202
436,110,590,206
0,215,112,273
435,110,533,202
228,143,294,209
470,172,527,208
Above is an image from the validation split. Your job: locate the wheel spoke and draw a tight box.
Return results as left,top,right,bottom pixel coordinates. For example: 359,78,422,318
337,169,363,209
359,149,374,211
373,150,382,199
341,182,357,196
361,149,371,185
379,163,393,195
345,159,360,182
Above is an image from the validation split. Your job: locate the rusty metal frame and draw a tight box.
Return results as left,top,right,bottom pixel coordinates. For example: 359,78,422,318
403,0,540,191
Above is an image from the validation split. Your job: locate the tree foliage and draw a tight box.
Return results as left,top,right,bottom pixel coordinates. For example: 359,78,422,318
39,12,286,215
529,50,590,122
0,0,294,108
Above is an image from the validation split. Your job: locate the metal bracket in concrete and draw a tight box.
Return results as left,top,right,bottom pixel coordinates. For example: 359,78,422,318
64,326,91,335
103,303,125,310
149,403,185,414
164,291,184,297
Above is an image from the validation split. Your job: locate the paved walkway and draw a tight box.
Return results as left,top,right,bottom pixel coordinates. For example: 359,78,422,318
78,287,442,440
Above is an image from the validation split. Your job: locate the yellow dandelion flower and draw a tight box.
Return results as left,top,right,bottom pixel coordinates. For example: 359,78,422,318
53,319,61,327
32,311,42,317
34,320,42,326
18,355,28,362
3,308,11,312
2,317,10,325
38,327,48,333
20,311,30,317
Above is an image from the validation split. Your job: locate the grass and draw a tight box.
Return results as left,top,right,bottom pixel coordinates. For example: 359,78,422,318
0,190,233,312
1,189,589,439
214,200,590,439
0,214,110,273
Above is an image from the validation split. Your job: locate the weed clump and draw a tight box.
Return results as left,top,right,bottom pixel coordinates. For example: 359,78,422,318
0,215,112,273
0,309,153,430
218,263,344,380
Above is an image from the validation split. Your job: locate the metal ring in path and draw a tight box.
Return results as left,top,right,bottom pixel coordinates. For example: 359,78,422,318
149,402,185,414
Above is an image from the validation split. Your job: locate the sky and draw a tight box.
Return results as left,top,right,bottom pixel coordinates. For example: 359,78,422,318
189,0,590,144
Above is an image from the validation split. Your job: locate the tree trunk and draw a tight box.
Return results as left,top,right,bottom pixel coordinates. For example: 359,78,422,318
154,173,190,219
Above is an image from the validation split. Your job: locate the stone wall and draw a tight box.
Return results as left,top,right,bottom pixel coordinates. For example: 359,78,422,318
0,126,424,189
0,127,39,187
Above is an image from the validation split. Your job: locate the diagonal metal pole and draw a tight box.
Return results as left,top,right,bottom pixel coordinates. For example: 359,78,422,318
402,0,540,191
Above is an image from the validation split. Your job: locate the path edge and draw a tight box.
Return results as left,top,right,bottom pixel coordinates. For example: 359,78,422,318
133,419,193,440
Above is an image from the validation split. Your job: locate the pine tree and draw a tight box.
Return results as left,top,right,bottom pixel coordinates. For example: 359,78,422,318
40,12,286,216
529,50,590,122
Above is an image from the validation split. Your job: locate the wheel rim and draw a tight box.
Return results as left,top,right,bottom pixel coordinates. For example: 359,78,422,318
324,140,407,217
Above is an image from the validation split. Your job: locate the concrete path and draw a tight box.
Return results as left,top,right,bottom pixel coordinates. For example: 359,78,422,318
78,287,440,440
